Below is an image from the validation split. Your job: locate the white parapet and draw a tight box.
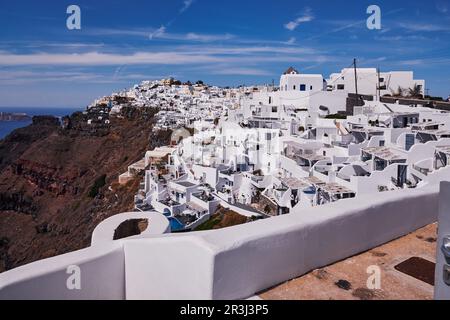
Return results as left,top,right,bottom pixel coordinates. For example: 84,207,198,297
91,211,170,246
434,181,450,299
0,183,442,300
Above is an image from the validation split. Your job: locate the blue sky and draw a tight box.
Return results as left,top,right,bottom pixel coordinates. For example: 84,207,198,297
1,0,450,107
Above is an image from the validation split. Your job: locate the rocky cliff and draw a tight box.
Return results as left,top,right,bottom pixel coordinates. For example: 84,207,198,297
0,108,172,272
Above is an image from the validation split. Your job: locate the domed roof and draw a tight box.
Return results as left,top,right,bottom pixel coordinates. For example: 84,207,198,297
171,127,191,142
283,66,299,75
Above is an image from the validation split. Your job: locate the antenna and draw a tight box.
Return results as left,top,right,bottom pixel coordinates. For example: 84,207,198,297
377,67,381,101
353,58,358,97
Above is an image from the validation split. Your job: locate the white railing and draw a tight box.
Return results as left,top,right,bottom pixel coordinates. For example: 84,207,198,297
0,183,441,300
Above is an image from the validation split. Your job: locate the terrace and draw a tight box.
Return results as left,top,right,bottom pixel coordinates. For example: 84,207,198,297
361,146,407,171
317,183,355,204
260,223,436,300
416,130,450,143
280,177,311,190
435,146,450,170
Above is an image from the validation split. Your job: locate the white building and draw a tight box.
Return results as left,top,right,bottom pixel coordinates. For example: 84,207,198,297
328,68,425,97
279,67,326,93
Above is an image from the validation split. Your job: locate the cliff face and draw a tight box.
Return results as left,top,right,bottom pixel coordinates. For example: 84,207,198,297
0,109,172,272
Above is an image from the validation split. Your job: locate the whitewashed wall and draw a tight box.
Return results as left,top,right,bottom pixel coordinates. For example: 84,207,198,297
0,184,441,300
0,243,125,300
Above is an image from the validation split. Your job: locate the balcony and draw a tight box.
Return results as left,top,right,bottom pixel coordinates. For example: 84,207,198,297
413,164,430,176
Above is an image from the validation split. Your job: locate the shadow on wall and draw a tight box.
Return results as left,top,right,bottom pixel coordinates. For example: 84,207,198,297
113,219,149,240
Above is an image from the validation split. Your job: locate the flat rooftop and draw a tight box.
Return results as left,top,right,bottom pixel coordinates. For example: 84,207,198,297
281,177,311,190
362,146,407,161
418,129,450,136
321,182,355,195
258,223,437,300
304,176,326,186
435,145,450,155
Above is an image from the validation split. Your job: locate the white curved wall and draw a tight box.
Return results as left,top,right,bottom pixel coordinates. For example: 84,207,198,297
91,211,170,246
0,243,125,300
0,184,441,300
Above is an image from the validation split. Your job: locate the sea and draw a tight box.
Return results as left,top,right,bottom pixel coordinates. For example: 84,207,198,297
0,107,82,140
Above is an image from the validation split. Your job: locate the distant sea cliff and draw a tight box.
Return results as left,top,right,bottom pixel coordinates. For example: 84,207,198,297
0,112,31,122
0,107,81,139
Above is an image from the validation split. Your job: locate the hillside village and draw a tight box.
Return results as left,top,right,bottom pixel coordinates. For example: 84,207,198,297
81,67,450,232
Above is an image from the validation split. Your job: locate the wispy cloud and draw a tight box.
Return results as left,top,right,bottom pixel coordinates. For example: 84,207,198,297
212,67,272,76
180,0,195,13
0,51,222,66
0,69,170,84
89,27,234,43
284,7,314,31
436,1,449,13
286,37,296,45
399,57,450,66
149,26,167,40
397,22,450,32
0,43,333,67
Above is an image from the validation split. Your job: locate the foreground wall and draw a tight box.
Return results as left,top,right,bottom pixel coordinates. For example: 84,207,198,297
123,185,439,299
0,243,125,300
0,184,441,300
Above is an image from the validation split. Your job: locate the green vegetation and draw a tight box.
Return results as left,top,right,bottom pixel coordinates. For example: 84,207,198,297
194,207,249,231
88,174,107,198
195,215,223,231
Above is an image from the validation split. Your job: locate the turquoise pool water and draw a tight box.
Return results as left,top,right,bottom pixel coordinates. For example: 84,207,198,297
168,217,185,232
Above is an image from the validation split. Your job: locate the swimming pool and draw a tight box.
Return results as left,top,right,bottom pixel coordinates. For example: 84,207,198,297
168,217,185,232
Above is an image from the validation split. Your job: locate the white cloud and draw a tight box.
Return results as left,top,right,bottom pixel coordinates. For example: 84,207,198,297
284,8,314,31
180,0,195,13
0,45,334,67
286,37,296,45
0,69,171,84
436,2,448,13
184,32,234,42
0,51,222,66
212,67,272,76
89,27,234,43
398,22,450,32
149,26,166,40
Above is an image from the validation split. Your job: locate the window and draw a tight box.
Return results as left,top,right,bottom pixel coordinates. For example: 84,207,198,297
337,84,345,90
379,78,384,82
293,85,296,90
272,106,277,113
300,84,306,91
310,86,313,90
269,97,272,104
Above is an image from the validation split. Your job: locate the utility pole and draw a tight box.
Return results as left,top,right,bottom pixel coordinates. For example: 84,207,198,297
353,58,359,97
377,67,381,101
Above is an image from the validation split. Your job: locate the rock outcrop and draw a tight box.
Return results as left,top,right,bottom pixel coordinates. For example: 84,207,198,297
0,107,171,272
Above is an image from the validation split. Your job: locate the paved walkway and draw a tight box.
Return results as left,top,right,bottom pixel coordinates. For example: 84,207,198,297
259,223,437,300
